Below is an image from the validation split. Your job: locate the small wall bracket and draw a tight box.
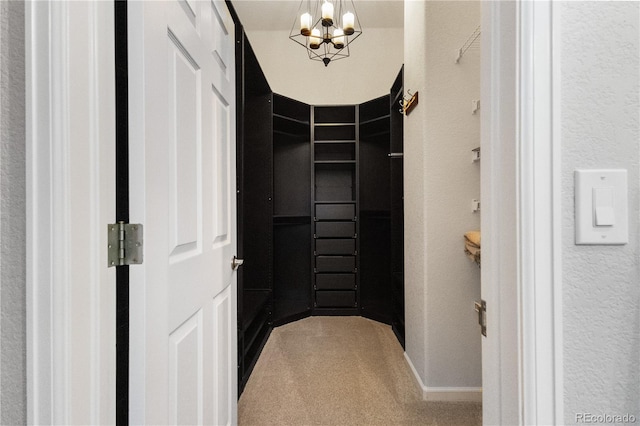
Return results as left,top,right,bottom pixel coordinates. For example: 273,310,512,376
474,300,487,337
472,147,480,162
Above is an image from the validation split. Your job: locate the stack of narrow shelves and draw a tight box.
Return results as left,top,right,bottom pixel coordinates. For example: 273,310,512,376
359,95,392,324
272,94,312,324
312,106,359,313
236,31,274,394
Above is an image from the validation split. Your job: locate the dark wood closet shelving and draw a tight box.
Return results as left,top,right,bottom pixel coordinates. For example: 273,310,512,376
236,26,405,394
389,67,405,347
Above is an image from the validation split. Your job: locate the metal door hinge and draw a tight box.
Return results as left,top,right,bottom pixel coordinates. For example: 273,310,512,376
108,222,143,267
474,300,487,337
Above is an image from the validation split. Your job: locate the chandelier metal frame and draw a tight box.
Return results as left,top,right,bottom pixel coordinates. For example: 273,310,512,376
289,0,363,67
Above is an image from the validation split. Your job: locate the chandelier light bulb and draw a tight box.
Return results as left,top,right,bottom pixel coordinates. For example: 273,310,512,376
343,11,355,35
333,28,345,49
321,1,334,27
300,13,312,36
309,28,322,49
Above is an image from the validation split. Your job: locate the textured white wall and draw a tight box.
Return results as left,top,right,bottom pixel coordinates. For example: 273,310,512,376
404,0,482,391
403,0,427,383
244,27,403,105
561,2,640,422
0,1,26,424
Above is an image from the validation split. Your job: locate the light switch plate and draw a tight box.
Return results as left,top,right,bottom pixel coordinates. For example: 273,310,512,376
575,169,628,245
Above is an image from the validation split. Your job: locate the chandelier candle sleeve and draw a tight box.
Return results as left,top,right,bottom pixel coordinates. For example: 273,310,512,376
300,13,312,36
333,28,345,49
343,12,354,35
310,28,322,49
322,1,334,26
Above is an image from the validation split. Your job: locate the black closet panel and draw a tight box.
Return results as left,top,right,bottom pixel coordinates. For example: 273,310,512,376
242,40,272,291
315,204,355,220
315,239,355,255
273,224,312,323
360,136,390,212
359,215,391,323
390,67,405,348
315,222,356,238
315,125,356,141
273,137,311,216
316,274,356,290
236,29,274,395
272,93,312,324
316,255,356,272
316,290,356,307
314,106,356,123
315,164,356,201
359,95,392,324
314,143,356,161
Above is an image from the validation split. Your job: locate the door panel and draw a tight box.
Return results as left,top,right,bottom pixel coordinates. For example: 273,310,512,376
212,286,233,425
168,32,202,257
212,88,230,245
169,310,203,425
128,1,237,424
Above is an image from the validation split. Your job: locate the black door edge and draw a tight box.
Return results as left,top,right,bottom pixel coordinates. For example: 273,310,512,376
114,1,129,424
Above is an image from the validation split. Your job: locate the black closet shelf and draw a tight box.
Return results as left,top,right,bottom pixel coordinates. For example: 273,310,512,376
314,122,356,127
314,160,356,164
360,115,390,126
241,290,271,330
314,200,356,204
242,309,269,357
360,130,390,139
273,215,311,225
273,114,310,137
313,140,356,144
273,129,308,139
312,307,359,316
360,209,391,219
273,113,309,126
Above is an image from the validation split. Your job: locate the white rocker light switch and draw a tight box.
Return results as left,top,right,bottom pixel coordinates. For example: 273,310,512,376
575,169,628,245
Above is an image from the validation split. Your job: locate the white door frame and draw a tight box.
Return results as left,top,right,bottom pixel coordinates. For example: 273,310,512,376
25,1,116,424
24,0,564,423
481,0,563,423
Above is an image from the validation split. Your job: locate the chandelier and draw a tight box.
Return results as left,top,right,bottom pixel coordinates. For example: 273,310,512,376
289,0,362,67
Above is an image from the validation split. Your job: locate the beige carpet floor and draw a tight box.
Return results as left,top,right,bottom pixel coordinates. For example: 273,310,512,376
238,316,482,426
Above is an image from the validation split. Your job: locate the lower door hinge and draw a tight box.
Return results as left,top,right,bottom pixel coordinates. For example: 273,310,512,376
108,222,143,267
474,300,487,337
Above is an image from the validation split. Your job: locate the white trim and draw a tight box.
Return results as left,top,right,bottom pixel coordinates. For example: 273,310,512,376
26,2,68,422
404,353,482,402
404,352,426,391
424,388,482,403
26,1,116,424
481,0,563,423
518,0,564,424
481,1,521,423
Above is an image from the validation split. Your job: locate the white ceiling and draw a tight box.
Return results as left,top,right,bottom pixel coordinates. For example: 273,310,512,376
231,0,404,31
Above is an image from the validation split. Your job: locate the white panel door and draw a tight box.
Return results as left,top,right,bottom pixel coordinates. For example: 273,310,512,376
128,1,237,424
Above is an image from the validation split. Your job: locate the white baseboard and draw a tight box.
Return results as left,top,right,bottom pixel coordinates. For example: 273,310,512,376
404,352,483,402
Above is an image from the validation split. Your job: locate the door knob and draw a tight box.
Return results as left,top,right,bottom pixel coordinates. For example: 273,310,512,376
232,256,244,270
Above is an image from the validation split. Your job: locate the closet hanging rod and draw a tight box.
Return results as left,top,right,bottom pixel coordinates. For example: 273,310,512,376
388,153,403,158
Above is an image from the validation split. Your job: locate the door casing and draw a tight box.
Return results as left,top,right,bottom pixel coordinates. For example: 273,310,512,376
480,0,564,423
24,0,564,423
